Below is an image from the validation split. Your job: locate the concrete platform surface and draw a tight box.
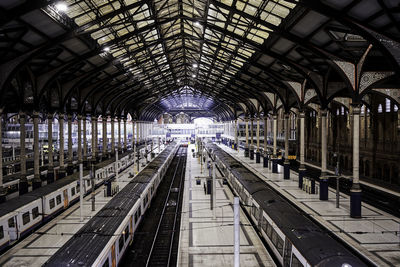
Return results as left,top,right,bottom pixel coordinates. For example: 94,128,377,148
178,144,275,267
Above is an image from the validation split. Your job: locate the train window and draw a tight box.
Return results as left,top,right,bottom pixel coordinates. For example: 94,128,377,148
251,206,258,218
56,195,62,205
266,222,272,238
124,226,129,241
271,229,278,245
276,236,284,256
22,212,30,225
261,218,267,232
32,207,39,219
8,218,15,228
102,258,109,267
49,198,55,209
0,226,3,239
118,236,124,253
291,254,303,267
76,185,80,193
71,187,76,196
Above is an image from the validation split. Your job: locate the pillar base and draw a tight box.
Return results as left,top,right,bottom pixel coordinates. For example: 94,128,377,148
319,177,329,200
47,167,54,184
350,189,362,218
244,147,249,157
105,181,112,197
272,159,278,173
32,178,42,190
249,149,254,160
298,167,306,189
263,156,268,167
66,165,74,176
255,151,260,163
83,159,90,169
19,180,29,195
0,187,7,203
59,168,66,179
284,161,290,179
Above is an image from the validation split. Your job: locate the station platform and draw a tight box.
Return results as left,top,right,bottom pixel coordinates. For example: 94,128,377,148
0,144,165,267
218,144,400,267
178,144,275,267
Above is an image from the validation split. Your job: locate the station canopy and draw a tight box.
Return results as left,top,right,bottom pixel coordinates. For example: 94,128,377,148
0,0,399,120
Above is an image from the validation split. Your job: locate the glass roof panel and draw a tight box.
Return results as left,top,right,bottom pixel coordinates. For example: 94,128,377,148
62,0,296,101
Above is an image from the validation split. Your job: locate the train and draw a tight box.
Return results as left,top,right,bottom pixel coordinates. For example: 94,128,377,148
44,142,178,267
0,149,140,252
206,142,369,267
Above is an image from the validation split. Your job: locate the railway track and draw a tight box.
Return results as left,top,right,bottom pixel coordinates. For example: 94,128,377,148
121,146,187,267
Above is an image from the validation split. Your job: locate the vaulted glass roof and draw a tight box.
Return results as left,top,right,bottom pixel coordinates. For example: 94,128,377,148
2,0,397,121
63,0,297,99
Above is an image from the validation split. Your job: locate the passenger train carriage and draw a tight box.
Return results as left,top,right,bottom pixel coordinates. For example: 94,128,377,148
0,149,139,252
44,142,178,267
206,143,369,267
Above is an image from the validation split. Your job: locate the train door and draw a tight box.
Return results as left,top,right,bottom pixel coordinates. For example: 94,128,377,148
130,217,133,240
111,243,117,267
283,238,293,267
8,216,18,241
63,189,69,208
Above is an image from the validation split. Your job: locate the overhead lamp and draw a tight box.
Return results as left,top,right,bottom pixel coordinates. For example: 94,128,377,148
193,63,198,68
192,74,196,78
195,21,201,27
103,47,110,52
177,79,181,82
55,2,68,12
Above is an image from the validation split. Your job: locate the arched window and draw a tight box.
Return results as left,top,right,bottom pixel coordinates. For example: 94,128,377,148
336,109,339,115
341,106,344,115
378,104,383,113
385,98,391,112
394,105,399,112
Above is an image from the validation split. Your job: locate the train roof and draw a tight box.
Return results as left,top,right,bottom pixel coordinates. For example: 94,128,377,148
0,171,88,218
44,143,176,266
210,144,365,266
0,150,137,218
252,190,364,266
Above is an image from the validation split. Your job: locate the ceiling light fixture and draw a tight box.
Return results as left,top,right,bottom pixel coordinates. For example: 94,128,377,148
193,63,198,68
177,79,181,82
55,2,68,12
104,47,110,52
195,21,201,27
192,74,196,78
